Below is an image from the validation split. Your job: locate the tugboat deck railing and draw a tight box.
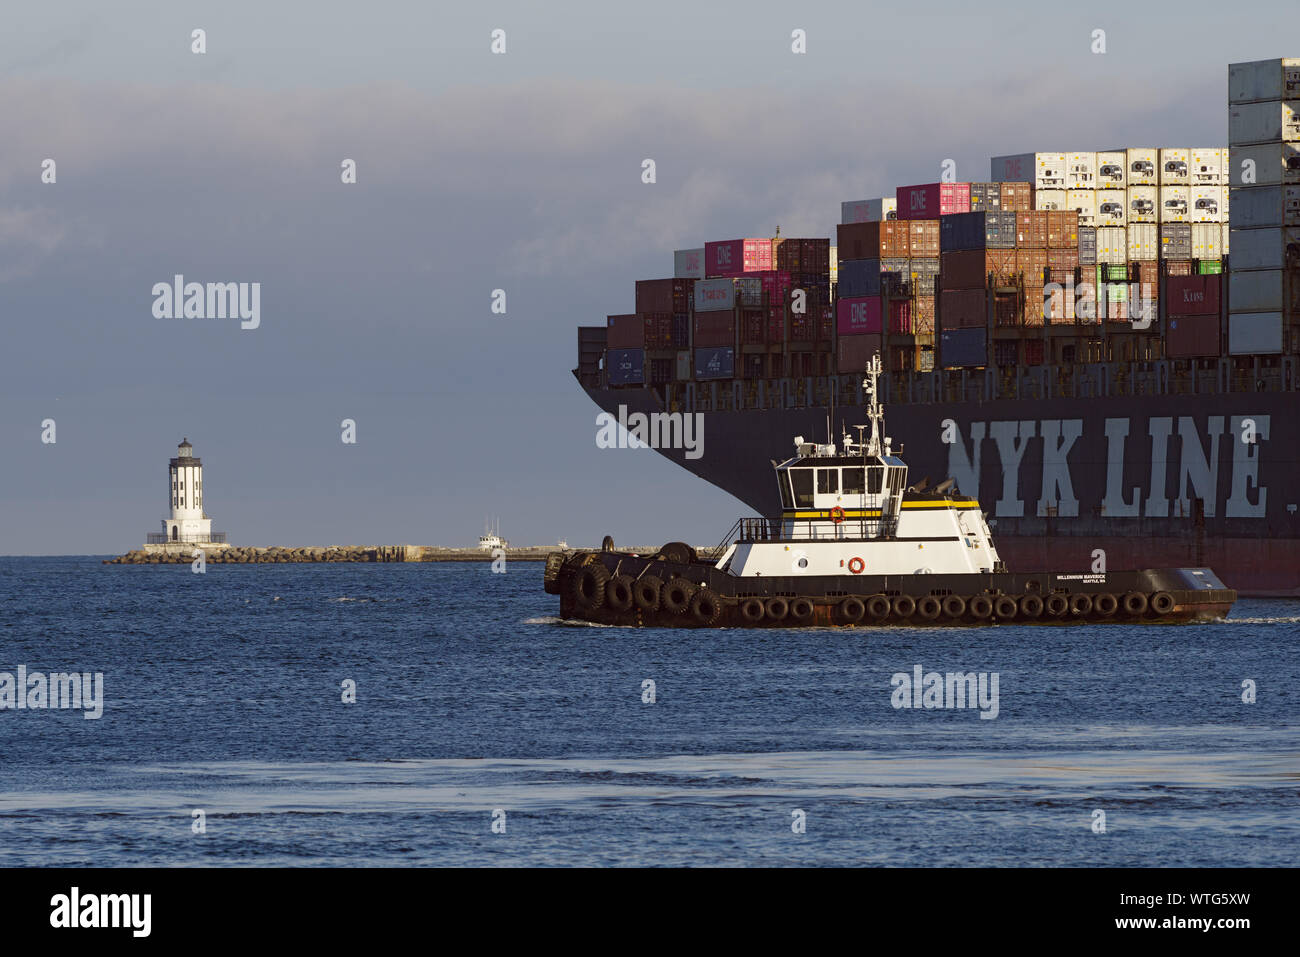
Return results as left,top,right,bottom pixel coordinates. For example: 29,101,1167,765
716,516,899,552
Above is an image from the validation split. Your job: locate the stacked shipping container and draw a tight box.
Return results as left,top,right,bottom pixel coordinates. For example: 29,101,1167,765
1228,57,1300,355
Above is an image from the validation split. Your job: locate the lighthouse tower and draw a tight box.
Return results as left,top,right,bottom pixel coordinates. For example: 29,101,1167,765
162,438,214,543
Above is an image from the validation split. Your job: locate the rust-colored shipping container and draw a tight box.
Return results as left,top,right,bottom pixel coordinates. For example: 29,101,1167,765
1166,313,1220,357
607,314,643,349
995,294,1020,327
1015,210,1049,247
1045,286,1074,323
1047,211,1079,249
914,296,936,334
1134,260,1159,284
693,311,736,348
907,220,940,258
1165,260,1194,277
1016,247,1048,284
940,287,988,329
1024,286,1045,326
1047,268,1073,287
1000,182,1034,212
1048,248,1079,271
819,304,834,340
837,221,909,260
642,312,674,349
1025,339,1045,366
635,278,693,315
987,248,1017,283
774,237,831,275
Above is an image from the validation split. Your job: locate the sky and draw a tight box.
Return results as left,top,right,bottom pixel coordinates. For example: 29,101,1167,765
0,0,1295,554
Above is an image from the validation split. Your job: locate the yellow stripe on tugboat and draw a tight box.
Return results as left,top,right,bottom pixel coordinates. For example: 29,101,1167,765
785,501,981,520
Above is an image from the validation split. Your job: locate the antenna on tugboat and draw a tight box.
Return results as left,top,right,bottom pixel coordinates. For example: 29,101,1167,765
862,353,886,458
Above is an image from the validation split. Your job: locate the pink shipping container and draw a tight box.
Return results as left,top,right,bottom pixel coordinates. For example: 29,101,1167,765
837,296,883,336
606,314,643,349
896,182,971,220
705,238,773,277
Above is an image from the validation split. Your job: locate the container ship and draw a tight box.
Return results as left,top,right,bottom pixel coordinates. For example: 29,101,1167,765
573,58,1300,596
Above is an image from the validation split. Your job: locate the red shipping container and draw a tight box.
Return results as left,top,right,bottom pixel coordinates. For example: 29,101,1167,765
889,299,913,334
907,220,941,258
1025,339,1045,366
606,314,643,348
1000,182,1034,211
693,312,735,347
1167,275,1221,315
1166,313,1220,357
838,333,879,373
819,304,834,340
940,288,988,329
837,296,882,335
995,294,1019,327
705,239,772,277
740,310,765,345
896,182,971,220
1015,211,1048,247
634,278,692,315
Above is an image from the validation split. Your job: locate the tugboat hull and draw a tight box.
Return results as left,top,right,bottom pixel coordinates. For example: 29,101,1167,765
546,550,1236,628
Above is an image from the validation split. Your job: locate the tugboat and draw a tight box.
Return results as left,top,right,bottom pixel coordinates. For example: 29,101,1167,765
546,354,1237,627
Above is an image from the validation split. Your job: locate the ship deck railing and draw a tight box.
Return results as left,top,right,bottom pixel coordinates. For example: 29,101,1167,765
716,516,900,552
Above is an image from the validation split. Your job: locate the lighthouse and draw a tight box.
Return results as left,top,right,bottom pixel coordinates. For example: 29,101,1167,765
157,438,223,545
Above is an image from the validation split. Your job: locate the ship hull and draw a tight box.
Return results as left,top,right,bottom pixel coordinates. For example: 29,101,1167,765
550,549,1236,627
584,384,1300,597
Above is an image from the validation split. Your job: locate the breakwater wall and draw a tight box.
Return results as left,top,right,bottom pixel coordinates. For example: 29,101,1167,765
104,545,712,564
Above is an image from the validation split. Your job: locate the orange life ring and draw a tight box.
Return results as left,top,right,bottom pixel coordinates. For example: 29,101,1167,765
848,556,865,574
830,506,846,525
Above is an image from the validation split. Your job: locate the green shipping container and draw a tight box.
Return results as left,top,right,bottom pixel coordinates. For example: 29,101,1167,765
1197,260,1224,275
1104,263,1129,282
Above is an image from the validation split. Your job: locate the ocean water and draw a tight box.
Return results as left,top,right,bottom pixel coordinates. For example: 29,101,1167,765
0,556,1297,867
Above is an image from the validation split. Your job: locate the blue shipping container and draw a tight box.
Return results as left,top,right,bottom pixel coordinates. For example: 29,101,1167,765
941,211,1016,251
837,259,882,298
940,328,987,368
694,346,735,380
607,348,645,385
671,314,691,348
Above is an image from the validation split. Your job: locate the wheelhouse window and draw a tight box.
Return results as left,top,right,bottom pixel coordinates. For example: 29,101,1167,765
778,472,793,509
816,469,838,495
867,467,884,495
790,469,814,508
841,467,865,494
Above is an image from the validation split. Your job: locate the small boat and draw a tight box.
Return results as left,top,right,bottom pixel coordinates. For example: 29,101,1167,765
546,354,1236,627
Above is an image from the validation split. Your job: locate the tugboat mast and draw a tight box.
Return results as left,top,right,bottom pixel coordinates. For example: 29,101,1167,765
862,353,886,458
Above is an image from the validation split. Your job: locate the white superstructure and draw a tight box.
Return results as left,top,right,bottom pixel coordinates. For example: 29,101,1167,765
162,438,215,543
716,354,1002,578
